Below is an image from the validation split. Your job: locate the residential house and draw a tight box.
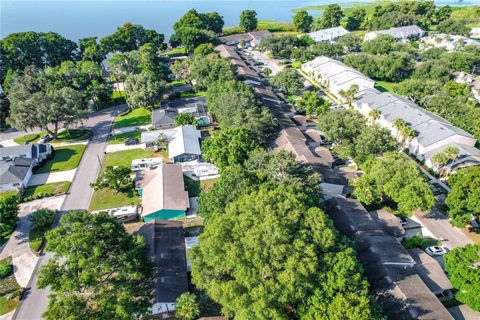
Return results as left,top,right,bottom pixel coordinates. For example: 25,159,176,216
420,33,480,51
353,89,480,172
364,25,425,41
454,71,480,103
0,144,53,192
135,164,189,222
325,197,454,320
152,97,210,128
301,56,375,99
307,26,350,42
141,125,202,163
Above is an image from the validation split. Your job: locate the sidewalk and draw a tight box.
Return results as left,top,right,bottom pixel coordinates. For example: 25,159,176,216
0,196,65,287
50,140,89,148
27,169,76,187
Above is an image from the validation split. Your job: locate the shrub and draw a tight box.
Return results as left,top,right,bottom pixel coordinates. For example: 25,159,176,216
402,233,440,250
0,262,13,278
29,209,55,231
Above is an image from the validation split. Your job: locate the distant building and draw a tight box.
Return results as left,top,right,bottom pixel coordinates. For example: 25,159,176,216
307,26,349,42
365,25,425,42
301,56,375,99
141,125,202,163
218,30,273,48
135,164,189,222
420,33,480,51
353,89,480,172
0,143,53,192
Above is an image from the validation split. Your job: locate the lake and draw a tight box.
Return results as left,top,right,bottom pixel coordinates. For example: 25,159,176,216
0,0,476,41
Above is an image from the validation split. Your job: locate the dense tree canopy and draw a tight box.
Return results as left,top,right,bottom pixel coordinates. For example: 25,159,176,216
100,22,165,53
445,166,480,227
345,8,366,31
317,109,364,143
1,31,78,82
191,150,380,318
269,69,304,95
0,196,19,235
170,27,217,54
293,10,314,33
367,1,437,30
259,35,305,58
436,19,471,36
444,244,480,311
203,128,260,170
337,33,362,53
344,52,414,82
239,10,258,32
90,166,134,194
37,211,153,320
7,66,86,138
125,73,168,109
314,4,344,29
296,90,330,116
173,9,224,34
352,152,435,214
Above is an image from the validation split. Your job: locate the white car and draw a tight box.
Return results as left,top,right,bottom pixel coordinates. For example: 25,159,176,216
425,246,447,256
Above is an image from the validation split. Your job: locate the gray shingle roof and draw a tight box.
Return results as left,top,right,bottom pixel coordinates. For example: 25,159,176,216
0,144,35,159
0,159,32,184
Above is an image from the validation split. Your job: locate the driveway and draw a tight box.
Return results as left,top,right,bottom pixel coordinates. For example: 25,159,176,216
249,50,284,75
0,196,65,287
14,106,121,320
105,143,146,153
27,169,76,187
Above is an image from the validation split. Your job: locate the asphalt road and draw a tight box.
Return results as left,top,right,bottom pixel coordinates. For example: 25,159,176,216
13,106,123,320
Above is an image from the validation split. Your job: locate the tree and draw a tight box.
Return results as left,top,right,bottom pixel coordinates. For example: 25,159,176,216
445,166,480,227
317,109,364,143
138,43,169,81
193,43,215,56
338,84,359,105
201,12,225,34
296,90,330,116
173,9,224,34
29,209,55,231
444,244,480,311
293,10,313,33
269,69,303,95
125,73,168,110
352,152,435,214
90,166,134,194
239,10,257,32
170,27,216,54
368,109,381,124
436,19,471,37
202,128,259,170
79,37,105,63
155,132,169,150
435,5,452,24
308,42,344,59
191,183,379,319
348,125,397,164
189,56,235,90
175,293,200,320
100,22,165,53
315,4,344,29
0,196,19,235
361,35,396,55
108,51,140,83
175,113,196,126
337,34,362,53
346,8,366,31
37,211,153,320
392,117,406,141
7,67,86,138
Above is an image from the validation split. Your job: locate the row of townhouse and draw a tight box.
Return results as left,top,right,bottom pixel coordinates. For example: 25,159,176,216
301,55,480,172
353,88,480,172
301,56,375,98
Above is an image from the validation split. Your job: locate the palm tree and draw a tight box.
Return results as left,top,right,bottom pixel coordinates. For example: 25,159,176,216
368,109,381,125
392,118,406,142
400,125,415,149
443,146,460,176
432,151,449,174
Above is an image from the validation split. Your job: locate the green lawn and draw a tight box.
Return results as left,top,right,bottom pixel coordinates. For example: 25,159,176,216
0,257,20,315
104,149,155,168
180,90,207,98
184,176,219,197
28,227,45,254
223,20,294,35
0,190,18,200
35,144,87,174
89,188,141,211
50,129,92,143
113,108,151,129
22,181,71,201
13,132,46,144
107,130,143,145
375,81,397,93
162,47,186,56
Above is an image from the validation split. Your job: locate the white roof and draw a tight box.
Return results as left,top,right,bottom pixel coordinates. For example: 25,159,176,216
131,158,163,166
307,26,349,42
366,25,424,40
141,125,201,159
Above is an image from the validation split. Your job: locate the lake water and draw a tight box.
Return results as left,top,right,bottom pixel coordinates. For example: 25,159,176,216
0,0,476,41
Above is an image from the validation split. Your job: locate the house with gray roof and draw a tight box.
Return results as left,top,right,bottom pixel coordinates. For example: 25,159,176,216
325,197,454,320
365,25,425,42
218,30,272,48
215,44,263,85
307,26,350,42
0,143,52,192
301,56,375,99
152,97,210,128
353,89,480,172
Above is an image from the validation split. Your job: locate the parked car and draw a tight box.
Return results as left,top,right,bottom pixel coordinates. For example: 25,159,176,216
425,246,447,256
124,137,139,145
